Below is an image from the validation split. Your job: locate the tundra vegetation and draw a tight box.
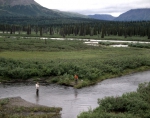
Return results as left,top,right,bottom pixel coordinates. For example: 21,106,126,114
0,37,150,88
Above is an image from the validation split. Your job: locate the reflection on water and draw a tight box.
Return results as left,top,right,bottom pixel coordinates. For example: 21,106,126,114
74,89,78,98
0,70,150,118
35,94,39,104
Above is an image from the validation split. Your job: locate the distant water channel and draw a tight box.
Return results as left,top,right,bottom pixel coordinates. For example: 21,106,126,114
0,71,150,118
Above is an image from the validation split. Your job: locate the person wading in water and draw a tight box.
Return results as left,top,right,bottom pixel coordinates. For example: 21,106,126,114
74,74,78,84
35,82,39,96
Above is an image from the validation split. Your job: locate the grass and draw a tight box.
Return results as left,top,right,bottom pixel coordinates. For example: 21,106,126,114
0,37,98,51
0,50,100,60
0,42,149,60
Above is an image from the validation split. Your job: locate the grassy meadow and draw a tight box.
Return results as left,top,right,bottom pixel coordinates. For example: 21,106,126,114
0,36,150,88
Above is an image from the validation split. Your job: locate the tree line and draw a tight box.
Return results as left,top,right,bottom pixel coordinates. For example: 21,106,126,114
0,20,150,39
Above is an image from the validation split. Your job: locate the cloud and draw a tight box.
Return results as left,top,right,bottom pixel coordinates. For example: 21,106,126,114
69,0,150,16
69,4,130,16
35,0,150,16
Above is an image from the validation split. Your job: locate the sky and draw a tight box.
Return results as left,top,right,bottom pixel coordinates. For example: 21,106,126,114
34,0,150,17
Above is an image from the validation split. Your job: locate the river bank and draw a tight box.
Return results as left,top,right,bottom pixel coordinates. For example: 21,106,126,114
1,66,150,89
0,97,62,118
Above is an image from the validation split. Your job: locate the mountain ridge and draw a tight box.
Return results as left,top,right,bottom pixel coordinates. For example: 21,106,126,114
0,0,39,6
89,8,150,21
88,14,116,21
114,8,150,21
0,0,87,18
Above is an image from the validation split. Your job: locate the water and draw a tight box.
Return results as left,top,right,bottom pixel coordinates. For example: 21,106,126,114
0,71,150,118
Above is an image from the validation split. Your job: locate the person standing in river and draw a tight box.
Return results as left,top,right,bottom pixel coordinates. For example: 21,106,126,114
36,82,39,96
74,74,78,84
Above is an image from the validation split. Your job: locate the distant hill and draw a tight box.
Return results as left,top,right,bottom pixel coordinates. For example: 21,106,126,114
114,8,150,21
0,0,39,6
88,14,116,21
0,0,87,18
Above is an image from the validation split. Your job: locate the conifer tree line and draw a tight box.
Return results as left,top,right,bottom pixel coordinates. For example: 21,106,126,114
0,21,150,39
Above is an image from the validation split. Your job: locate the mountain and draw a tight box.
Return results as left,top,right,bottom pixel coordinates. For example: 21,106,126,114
88,14,116,21
114,8,150,21
0,0,87,18
0,0,39,6
88,9,150,21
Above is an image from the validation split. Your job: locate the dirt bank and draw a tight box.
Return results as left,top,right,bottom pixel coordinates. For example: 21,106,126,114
0,97,62,118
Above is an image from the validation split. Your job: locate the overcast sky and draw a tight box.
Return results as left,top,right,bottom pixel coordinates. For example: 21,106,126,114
34,0,150,16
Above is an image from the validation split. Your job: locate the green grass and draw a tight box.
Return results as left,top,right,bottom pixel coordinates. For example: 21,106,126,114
0,37,98,51
0,47,149,62
0,50,101,60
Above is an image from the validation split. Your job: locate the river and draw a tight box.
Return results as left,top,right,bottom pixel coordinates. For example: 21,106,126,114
0,70,150,118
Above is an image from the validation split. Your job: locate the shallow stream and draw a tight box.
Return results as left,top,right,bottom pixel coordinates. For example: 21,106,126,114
0,71,150,118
